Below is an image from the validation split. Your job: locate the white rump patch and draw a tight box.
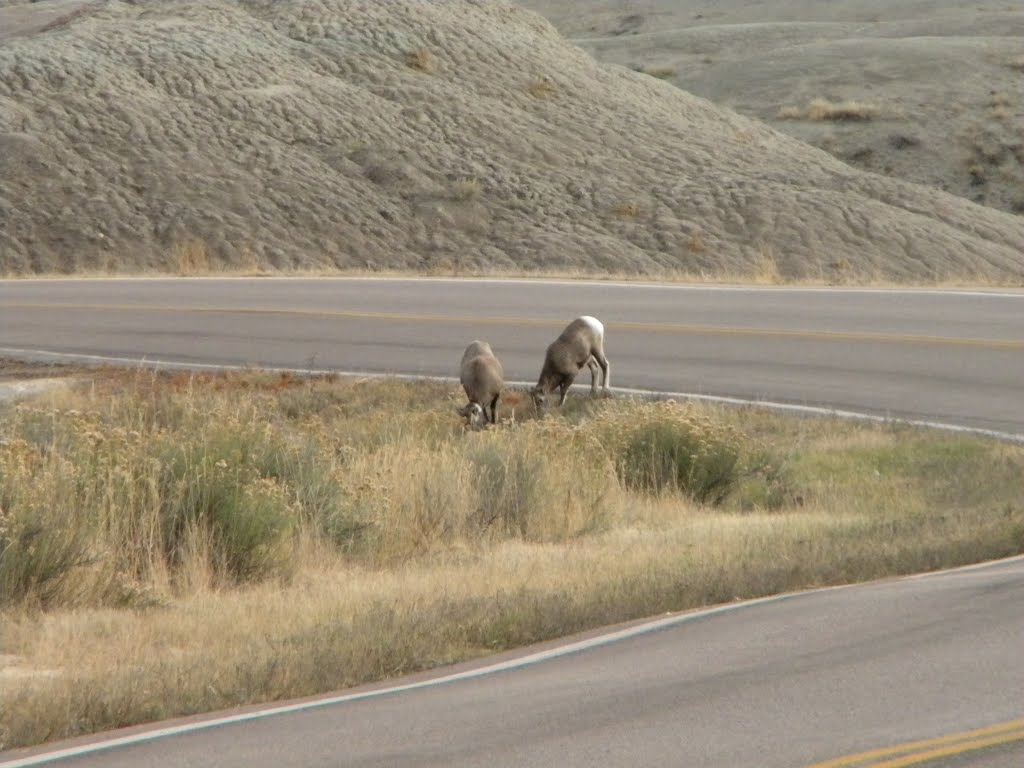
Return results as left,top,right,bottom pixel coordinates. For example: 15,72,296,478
579,315,604,336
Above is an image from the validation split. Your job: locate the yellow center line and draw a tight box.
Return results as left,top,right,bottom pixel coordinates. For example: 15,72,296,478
805,719,1024,767
5,302,1023,349
871,728,1024,767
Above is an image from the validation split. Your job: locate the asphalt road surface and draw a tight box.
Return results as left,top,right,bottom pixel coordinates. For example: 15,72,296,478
1,278,1022,439
2,558,1022,768
1,278,1022,767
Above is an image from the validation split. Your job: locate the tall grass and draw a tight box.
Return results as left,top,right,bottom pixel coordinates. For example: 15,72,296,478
595,401,743,503
0,391,347,605
1,370,1021,749
0,378,740,609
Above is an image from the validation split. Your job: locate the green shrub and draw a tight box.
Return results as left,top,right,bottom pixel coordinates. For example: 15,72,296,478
730,450,795,512
0,503,95,610
157,430,295,584
0,427,102,609
619,421,738,502
593,401,743,504
236,429,358,547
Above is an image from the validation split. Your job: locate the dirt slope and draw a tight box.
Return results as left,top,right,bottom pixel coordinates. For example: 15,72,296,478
524,0,1024,216
1,0,1022,281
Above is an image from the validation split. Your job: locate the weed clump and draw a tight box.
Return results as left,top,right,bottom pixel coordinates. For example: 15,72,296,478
778,99,880,121
0,378,360,608
2,370,1022,751
155,430,297,585
591,401,743,504
0,382,757,609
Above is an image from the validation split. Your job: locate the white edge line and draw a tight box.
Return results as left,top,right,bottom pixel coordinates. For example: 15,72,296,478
0,591,831,767
0,345,1021,764
4,555,1022,768
1,347,1022,446
1,275,1023,297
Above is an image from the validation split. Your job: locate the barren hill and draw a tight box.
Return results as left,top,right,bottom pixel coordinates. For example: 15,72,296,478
1,0,1022,282
524,0,1024,217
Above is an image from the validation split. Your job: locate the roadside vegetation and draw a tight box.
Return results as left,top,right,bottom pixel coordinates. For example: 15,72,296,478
777,98,881,122
16,258,1024,288
1,369,1021,749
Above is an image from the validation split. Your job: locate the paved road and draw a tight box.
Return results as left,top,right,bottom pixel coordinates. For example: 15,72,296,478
1,278,1022,439
2,558,1022,768
1,278,1022,767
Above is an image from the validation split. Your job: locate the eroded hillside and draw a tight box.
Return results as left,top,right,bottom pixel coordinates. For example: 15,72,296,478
524,0,1024,217
1,0,1022,281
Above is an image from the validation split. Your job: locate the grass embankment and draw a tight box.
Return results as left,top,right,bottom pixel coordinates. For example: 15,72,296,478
12,262,1024,288
1,370,1021,749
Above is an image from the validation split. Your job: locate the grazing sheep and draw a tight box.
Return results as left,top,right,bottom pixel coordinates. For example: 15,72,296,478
457,340,504,428
531,316,610,410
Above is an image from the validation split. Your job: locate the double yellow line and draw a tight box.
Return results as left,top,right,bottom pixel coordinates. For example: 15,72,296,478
806,718,1024,767
6,302,1024,350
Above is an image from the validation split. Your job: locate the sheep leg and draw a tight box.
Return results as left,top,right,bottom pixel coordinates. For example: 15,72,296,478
558,381,570,406
593,351,611,393
489,394,499,424
586,357,600,396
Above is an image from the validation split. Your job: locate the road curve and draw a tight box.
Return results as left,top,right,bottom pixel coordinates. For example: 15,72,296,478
2,557,1023,768
1,277,1023,439
1,277,1023,767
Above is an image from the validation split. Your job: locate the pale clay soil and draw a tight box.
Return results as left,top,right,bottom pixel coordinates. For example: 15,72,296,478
0,0,1022,282
525,0,1024,214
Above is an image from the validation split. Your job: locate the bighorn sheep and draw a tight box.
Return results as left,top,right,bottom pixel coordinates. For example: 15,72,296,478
457,340,504,428
531,316,610,410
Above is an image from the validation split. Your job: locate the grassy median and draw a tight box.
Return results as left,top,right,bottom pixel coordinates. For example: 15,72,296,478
1,369,1021,749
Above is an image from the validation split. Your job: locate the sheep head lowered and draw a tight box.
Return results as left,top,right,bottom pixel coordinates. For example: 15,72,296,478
531,316,611,411
458,340,504,428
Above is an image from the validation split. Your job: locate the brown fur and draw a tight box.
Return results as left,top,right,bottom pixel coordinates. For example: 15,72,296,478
531,316,610,410
458,340,504,428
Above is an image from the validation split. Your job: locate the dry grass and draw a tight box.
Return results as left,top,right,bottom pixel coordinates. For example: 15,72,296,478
967,161,988,185
526,76,556,98
990,105,1011,122
451,177,482,201
751,244,783,284
405,47,435,73
989,92,1013,122
779,99,881,122
174,240,212,275
8,261,1024,290
808,99,880,121
0,369,1021,749
613,201,640,218
641,66,677,80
